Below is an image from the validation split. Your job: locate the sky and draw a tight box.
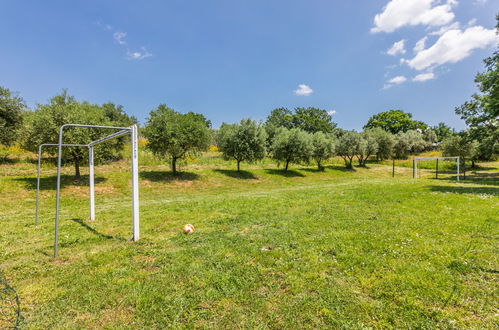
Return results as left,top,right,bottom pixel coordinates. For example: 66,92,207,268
1,0,497,130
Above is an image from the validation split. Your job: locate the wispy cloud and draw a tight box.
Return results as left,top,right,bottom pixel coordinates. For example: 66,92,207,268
413,72,436,82
383,75,407,89
327,110,336,116
113,31,127,45
294,84,313,96
387,39,406,56
127,47,153,60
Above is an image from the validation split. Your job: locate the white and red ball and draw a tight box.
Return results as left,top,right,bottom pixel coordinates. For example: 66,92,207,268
183,224,195,235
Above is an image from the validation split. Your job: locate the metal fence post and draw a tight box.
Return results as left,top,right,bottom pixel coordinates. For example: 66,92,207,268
35,145,42,226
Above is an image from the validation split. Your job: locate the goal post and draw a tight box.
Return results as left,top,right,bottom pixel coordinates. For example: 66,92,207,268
36,124,140,257
413,156,460,181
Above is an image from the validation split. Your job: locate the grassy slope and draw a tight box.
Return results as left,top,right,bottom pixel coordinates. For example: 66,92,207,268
0,152,498,328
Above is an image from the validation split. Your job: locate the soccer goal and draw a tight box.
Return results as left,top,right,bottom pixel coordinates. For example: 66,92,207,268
412,156,460,181
36,124,140,257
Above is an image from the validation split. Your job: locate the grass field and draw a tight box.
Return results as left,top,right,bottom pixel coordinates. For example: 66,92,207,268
1,150,498,328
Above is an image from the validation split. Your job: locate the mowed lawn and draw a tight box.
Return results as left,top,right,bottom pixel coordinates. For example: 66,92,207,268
0,154,498,328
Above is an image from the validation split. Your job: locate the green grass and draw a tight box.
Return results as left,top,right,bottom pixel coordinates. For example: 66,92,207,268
1,151,498,328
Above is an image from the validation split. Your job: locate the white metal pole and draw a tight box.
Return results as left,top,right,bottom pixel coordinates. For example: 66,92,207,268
131,125,140,241
457,157,460,182
54,125,66,257
89,146,95,221
35,145,42,226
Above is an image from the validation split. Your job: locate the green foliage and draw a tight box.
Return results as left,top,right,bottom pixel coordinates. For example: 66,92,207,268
0,87,26,146
431,122,455,143
265,107,336,148
357,131,379,166
336,130,361,168
311,132,335,170
364,109,427,134
217,119,267,171
365,128,395,160
455,21,498,160
143,105,210,174
441,136,478,164
271,127,313,171
393,130,426,159
23,90,129,178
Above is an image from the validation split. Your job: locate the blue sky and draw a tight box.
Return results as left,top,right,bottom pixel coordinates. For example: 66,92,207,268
1,0,497,130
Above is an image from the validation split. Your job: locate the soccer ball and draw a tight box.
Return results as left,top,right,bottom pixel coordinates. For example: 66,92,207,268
183,224,195,235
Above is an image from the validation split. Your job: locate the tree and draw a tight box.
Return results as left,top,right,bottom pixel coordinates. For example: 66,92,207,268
271,128,313,171
393,130,426,159
364,109,427,134
366,127,395,160
356,131,378,166
217,119,267,172
441,135,478,170
454,16,499,160
336,130,361,169
265,107,337,149
0,87,26,146
311,132,335,170
143,105,210,174
431,122,455,143
422,129,438,151
292,107,336,134
23,90,125,179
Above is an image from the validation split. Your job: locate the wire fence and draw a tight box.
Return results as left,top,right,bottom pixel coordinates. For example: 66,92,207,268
0,272,23,329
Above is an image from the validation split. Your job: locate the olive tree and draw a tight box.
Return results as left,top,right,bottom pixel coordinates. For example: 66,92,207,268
217,119,267,172
0,87,26,146
441,135,478,169
311,132,335,170
23,91,131,179
336,130,361,168
366,127,395,160
143,105,210,174
356,131,378,166
393,130,426,159
271,127,313,171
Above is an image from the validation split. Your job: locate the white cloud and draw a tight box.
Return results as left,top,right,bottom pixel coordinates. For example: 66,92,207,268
371,0,456,33
413,72,436,81
403,25,498,71
127,47,153,60
388,76,407,84
414,37,428,53
429,21,460,36
473,0,488,5
387,40,406,56
294,84,313,96
327,110,336,116
113,31,127,45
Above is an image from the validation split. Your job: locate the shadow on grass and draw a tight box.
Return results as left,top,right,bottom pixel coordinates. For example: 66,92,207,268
14,175,107,191
71,218,118,240
265,169,305,177
427,185,498,196
0,157,20,165
140,170,200,182
213,169,258,179
324,165,357,172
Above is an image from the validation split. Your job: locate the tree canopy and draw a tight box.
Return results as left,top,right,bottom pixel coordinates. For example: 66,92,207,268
23,90,133,178
311,132,335,170
364,110,427,134
143,105,210,174
336,130,361,168
271,127,313,171
217,119,267,172
0,87,26,146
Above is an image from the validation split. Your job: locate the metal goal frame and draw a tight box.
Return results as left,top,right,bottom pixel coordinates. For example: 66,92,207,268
36,124,140,257
412,156,460,181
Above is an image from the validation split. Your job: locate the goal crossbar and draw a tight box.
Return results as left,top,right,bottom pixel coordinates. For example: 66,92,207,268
36,124,140,257
412,156,460,181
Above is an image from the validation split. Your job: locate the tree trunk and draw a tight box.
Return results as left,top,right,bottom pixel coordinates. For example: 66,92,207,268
237,160,241,172
471,160,475,168
171,157,177,174
74,158,81,179
317,160,322,171
285,160,289,171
